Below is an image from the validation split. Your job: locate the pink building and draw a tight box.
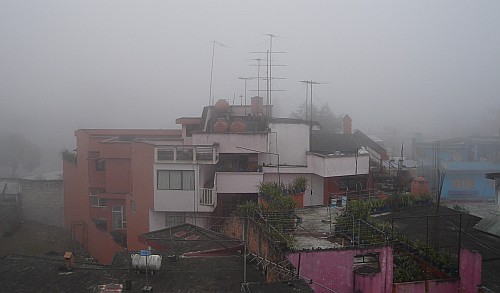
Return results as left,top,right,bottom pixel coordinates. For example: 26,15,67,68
64,99,378,263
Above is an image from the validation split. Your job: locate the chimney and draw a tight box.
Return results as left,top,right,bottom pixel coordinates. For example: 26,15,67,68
343,114,352,134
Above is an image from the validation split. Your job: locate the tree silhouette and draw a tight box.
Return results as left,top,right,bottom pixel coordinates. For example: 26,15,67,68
290,102,343,133
0,133,41,177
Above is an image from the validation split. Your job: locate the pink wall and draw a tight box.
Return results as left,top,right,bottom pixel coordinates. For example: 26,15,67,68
105,158,131,193
287,247,393,293
392,280,458,293
459,248,482,292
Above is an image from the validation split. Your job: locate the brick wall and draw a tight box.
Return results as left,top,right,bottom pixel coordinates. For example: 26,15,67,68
223,216,289,282
21,180,64,227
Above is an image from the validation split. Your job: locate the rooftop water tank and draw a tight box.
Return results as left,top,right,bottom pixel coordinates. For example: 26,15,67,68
229,118,247,132
214,99,230,113
131,254,162,272
212,118,229,133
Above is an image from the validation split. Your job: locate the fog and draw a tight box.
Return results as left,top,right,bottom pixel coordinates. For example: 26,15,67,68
1,0,499,175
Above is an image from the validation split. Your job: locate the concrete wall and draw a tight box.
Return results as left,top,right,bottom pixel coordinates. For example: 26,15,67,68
308,154,370,177
459,248,482,293
21,179,64,228
287,247,393,293
392,280,459,293
192,133,268,154
216,172,263,194
269,122,310,166
224,216,287,282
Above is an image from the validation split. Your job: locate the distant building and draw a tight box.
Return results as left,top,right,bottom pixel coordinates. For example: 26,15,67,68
412,136,500,200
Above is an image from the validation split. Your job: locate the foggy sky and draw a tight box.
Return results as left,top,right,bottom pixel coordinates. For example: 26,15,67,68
1,1,500,174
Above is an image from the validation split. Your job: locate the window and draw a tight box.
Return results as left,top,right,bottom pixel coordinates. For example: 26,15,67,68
354,253,380,274
96,159,106,171
90,196,107,207
165,212,186,228
158,148,174,161
157,170,195,190
176,147,193,161
94,218,107,231
130,200,136,214
452,178,475,189
112,206,126,229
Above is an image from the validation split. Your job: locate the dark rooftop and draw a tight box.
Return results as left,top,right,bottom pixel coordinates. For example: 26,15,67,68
311,130,386,156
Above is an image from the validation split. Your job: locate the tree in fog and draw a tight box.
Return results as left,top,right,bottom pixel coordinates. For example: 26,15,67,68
290,103,343,133
0,133,41,177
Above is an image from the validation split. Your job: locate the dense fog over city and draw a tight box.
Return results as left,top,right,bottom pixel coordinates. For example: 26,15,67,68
1,0,499,176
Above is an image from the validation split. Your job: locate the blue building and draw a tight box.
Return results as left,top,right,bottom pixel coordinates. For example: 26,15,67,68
413,136,500,201
440,161,499,200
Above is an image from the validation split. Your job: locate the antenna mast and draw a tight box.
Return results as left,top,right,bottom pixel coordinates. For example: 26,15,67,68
300,80,324,146
208,40,229,105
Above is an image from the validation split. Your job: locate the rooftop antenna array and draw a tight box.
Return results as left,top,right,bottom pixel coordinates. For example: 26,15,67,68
208,40,230,106
300,80,325,142
249,34,286,117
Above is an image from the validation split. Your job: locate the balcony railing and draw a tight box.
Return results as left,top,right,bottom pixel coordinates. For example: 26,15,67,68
199,188,216,206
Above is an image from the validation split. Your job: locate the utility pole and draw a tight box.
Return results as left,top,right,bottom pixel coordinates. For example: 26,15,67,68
208,40,229,106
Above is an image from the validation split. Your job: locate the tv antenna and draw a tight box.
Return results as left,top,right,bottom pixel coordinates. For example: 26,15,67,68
238,77,253,115
300,80,326,142
208,40,230,106
250,34,287,116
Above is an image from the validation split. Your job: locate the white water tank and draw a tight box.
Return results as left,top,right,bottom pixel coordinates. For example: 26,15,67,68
131,254,162,272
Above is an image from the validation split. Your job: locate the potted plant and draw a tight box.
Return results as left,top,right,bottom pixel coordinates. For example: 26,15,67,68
290,176,308,208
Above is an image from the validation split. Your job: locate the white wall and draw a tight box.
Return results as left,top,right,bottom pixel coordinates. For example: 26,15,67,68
308,174,325,206
269,122,309,166
216,172,263,193
192,133,268,154
307,154,369,177
149,210,165,232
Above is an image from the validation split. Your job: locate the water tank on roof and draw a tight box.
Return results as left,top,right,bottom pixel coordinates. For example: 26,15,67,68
131,254,162,272
411,177,429,195
212,118,229,133
214,99,230,113
251,96,264,116
229,118,247,132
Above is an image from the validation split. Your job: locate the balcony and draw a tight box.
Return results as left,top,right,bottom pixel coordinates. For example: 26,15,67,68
199,188,216,206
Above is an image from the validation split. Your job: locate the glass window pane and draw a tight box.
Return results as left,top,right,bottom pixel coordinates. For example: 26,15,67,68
157,170,170,190
170,171,182,190
183,171,195,190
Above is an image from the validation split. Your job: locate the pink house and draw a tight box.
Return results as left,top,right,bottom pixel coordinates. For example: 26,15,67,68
64,98,376,264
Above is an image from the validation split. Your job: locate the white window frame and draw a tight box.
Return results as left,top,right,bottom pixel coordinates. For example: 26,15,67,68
112,206,126,229
157,170,195,190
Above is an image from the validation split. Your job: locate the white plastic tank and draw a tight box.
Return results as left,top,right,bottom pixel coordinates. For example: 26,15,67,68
131,254,162,272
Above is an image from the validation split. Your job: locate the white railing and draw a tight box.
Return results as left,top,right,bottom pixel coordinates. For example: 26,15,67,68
199,188,215,206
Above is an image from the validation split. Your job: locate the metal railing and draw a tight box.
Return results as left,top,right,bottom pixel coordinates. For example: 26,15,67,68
199,188,215,205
